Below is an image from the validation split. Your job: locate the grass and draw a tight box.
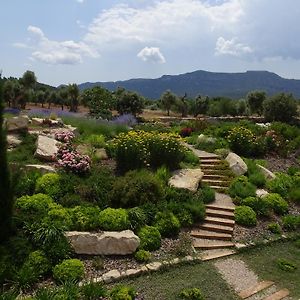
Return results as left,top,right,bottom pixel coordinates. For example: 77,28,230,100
240,240,300,298
113,261,238,300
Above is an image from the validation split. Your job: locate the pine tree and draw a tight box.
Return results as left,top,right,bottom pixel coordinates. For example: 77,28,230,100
0,77,14,242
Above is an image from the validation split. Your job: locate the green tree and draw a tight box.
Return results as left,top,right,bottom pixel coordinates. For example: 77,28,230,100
68,84,80,112
191,95,209,117
58,87,68,110
161,90,177,116
116,90,144,117
19,70,37,109
174,93,189,117
247,90,266,115
263,93,298,123
36,90,46,108
0,77,14,242
47,91,57,109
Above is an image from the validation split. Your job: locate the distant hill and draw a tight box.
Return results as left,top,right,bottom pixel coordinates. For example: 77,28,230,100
78,70,300,99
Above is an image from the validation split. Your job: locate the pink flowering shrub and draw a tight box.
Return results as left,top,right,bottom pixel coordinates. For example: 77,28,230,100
55,131,75,143
56,144,91,174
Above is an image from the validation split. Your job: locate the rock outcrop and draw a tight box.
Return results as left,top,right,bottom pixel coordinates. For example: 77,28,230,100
225,152,248,176
6,116,29,132
34,135,60,161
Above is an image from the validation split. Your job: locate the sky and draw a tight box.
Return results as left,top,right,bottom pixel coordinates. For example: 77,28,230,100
1,0,300,86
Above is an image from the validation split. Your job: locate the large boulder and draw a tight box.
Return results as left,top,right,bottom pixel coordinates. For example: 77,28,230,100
257,164,276,180
225,152,248,176
34,135,60,161
6,116,29,132
66,230,140,255
169,168,204,192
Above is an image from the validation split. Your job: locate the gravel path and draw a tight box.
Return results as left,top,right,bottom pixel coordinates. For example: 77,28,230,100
214,257,259,292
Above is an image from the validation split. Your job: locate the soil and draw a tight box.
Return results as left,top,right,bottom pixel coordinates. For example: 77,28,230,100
264,152,300,173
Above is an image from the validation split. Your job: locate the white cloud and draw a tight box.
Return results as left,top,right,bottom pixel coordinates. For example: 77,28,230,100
137,47,166,63
21,25,99,65
215,37,253,56
12,42,31,49
76,0,84,3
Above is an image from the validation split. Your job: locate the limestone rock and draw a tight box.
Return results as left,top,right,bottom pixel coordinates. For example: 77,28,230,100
169,169,204,192
25,164,56,174
6,116,29,132
7,134,22,148
64,124,79,135
257,164,276,180
146,262,162,271
34,135,60,161
225,152,248,176
31,118,44,126
65,230,140,255
102,270,121,283
95,148,108,160
256,189,269,198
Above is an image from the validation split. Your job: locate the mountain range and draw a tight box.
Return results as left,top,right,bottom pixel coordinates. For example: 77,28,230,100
78,70,300,99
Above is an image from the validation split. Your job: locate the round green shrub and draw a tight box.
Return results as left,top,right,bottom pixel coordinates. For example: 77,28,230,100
35,173,61,200
53,259,84,283
241,196,271,217
266,173,293,197
138,226,161,251
110,285,137,300
179,287,205,300
134,249,151,262
154,211,180,237
128,207,147,231
46,207,73,229
110,170,163,208
289,188,300,204
184,200,206,223
167,201,193,227
14,170,42,197
249,172,266,188
264,193,288,215
69,206,101,231
229,176,256,200
99,208,130,231
235,206,257,227
282,215,300,231
267,222,282,234
198,186,215,204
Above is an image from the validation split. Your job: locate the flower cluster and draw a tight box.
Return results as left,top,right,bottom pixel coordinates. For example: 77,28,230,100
180,127,193,137
56,144,91,174
109,130,185,172
55,131,75,143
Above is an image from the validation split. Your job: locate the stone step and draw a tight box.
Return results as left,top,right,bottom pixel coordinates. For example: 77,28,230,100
208,185,228,192
202,174,230,180
206,204,235,212
193,239,235,250
200,249,236,261
198,223,234,234
202,179,231,187
201,164,227,170
206,208,235,220
205,216,235,227
190,229,232,241
262,289,290,300
200,159,222,165
238,281,275,299
203,169,232,176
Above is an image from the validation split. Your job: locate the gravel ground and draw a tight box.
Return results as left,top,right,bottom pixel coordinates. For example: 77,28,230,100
265,153,300,173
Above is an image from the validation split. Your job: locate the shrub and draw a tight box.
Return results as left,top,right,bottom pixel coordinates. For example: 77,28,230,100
173,232,193,257
54,131,75,143
80,282,108,300
184,200,206,223
155,165,171,184
180,127,193,137
91,257,104,271
167,201,193,227
138,226,161,251
241,196,271,217
229,176,256,201
128,207,147,231
276,258,297,272
267,222,282,234
249,172,266,188
110,170,163,208
154,211,180,237
134,249,152,263
289,188,300,204
14,169,42,197
235,206,257,227
110,285,137,300
282,215,300,231
69,206,101,231
198,186,215,204
183,150,200,166
84,134,106,148
264,193,288,215
53,259,84,283
179,288,205,300
99,208,130,231
46,207,73,229
266,173,294,197
35,173,61,200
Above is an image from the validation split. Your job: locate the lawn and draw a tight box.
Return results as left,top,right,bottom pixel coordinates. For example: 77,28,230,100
240,240,300,298
114,261,239,300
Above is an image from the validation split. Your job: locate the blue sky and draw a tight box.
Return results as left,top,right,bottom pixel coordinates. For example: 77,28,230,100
1,0,300,86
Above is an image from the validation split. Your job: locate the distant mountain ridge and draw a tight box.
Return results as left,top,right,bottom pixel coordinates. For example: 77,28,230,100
77,70,300,99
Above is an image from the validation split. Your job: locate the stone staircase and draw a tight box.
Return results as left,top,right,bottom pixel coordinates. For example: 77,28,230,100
238,280,291,300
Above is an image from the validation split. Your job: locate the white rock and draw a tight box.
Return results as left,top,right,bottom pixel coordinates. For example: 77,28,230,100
125,269,143,277
102,270,121,283
64,124,79,135
169,169,204,192
146,262,162,271
65,230,140,255
256,189,269,198
6,116,29,132
31,118,44,126
25,164,56,174
7,134,22,148
34,135,60,162
257,164,276,180
225,152,248,176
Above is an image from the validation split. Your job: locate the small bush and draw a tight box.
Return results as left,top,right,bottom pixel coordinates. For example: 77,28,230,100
179,287,205,300
229,176,256,200
128,207,147,231
138,226,161,251
249,172,266,188
264,193,288,215
14,170,42,197
198,186,215,204
154,211,180,237
289,188,300,204
35,173,61,200
267,222,282,234
91,257,104,271
235,206,257,227
241,196,271,217
84,134,106,148
276,258,297,272
80,282,108,300
173,232,193,257
183,150,199,166
110,285,137,300
53,259,84,283
167,201,193,227
155,166,171,184
110,170,163,208
99,208,130,231
266,173,294,197
134,249,152,263
69,206,101,231
282,215,300,231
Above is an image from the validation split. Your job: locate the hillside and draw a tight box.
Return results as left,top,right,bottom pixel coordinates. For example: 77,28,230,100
78,70,300,99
